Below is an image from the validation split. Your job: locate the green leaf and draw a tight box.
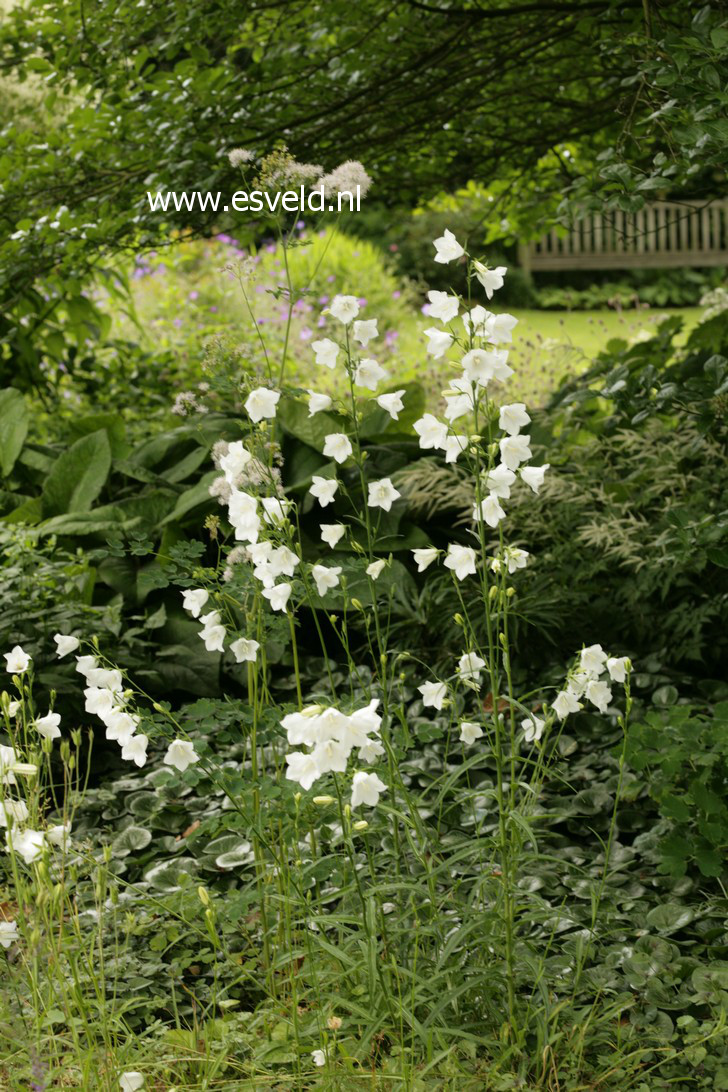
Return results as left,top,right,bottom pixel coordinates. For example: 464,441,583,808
277,394,345,450
42,430,112,516
111,825,153,857
645,903,694,934
0,388,29,477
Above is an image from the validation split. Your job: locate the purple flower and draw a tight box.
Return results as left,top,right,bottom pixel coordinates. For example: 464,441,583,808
299,327,312,341
188,290,199,300
392,290,401,299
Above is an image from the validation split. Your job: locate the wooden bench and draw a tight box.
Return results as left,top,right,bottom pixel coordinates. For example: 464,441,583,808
519,199,728,273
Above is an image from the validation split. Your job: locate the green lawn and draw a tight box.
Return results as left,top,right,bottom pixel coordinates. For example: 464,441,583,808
117,237,703,408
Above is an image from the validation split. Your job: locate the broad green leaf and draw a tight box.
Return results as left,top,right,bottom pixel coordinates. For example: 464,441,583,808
0,388,29,477
111,825,153,857
277,394,346,450
42,430,112,516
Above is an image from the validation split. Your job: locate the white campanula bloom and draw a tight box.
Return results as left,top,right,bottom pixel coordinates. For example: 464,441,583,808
0,745,20,786
426,290,459,323
418,681,447,709
473,261,507,299
552,690,582,720
47,822,71,848
358,738,385,763
0,799,29,826
458,652,486,682
230,637,259,663
607,656,630,683
262,583,292,612
261,497,292,527
285,751,321,791
119,1074,145,1092
367,478,400,512
354,358,389,390
6,827,44,864
444,544,477,581
320,523,346,547
75,655,98,677
485,313,518,344
308,390,333,416
352,319,378,347
567,672,590,699
499,403,531,436
443,377,478,423
376,390,406,420
521,715,545,743
7,701,19,716
520,464,549,494
485,463,516,499
4,646,30,675
163,739,200,772
580,644,607,677
503,546,529,573
323,433,353,464
105,708,139,745
35,712,61,741
310,476,339,507
342,699,382,747
461,348,496,386
199,610,226,653
244,387,280,423
460,721,484,745
182,588,209,618
585,679,612,713
311,738,350,775
85,667,123,692
329,295,360,324
444,434,468,463
228,489,260,543
414,413,448,450
53,634,79,658
351,770,387,808
121,734,149,767
473,494,506,528
499,434,532,471
220,441,252,484
462,305,491,338
311,565,342,596
311,1049,327,1068
312,338,340,369
412,547,438,572
433,228,465,264
424,327,454,359
0,920,19,948
366,559,386,580
84,687,116,718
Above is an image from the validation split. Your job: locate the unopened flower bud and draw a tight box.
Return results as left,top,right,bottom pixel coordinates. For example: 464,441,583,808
489,585,498,601
198,886,211,907
351,599,363,611
153,702,164,713
488,442,499,458
506,587,516,598
352,820,368,831
453,613,464,626
313,796,334,805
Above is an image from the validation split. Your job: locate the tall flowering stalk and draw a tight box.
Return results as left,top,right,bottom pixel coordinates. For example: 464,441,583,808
1,215,634,1073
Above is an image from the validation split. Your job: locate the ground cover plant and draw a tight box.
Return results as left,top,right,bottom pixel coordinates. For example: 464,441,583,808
2,175,728,1089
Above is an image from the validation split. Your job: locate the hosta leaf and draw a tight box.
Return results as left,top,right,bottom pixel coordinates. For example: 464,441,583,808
42,429,111,516
0,388,29,477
